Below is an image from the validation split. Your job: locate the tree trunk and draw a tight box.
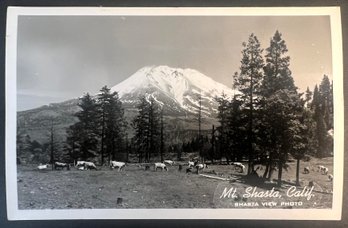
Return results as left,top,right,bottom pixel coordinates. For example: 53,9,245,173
277,160,283,187
100,113,105,166
296,158,300,186
50,124,54,170
160,111,164,163
263,162,269,179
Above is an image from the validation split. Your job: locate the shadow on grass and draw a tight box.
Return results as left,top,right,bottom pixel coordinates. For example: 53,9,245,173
233,173,286,191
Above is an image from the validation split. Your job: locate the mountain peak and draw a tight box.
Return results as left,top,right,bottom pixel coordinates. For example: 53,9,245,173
111,65,237,116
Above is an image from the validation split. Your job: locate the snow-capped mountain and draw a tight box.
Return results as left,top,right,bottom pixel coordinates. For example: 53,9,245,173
17,66,237,145
111,65,236,117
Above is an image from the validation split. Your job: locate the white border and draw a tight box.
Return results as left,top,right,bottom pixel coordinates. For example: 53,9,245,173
6,7,344,220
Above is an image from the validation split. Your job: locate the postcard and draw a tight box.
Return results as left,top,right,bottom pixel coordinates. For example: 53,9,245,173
5,7,343,220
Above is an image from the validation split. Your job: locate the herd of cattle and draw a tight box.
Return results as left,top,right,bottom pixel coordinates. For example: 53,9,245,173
36,160,333,181
303,165,333,181
36,159,246,174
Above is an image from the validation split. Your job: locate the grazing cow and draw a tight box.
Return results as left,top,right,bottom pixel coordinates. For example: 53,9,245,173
328,174,333,181
188,161,195,168
233,162,245,173
196,163,208,170
84,161,97,170
154,162,168,171
317,165,325,172
37,164,49,170
110,161,126,171
54,162,70,170
75,161,86,167
322,167,329,175
304,166,310,174
164,160,174,166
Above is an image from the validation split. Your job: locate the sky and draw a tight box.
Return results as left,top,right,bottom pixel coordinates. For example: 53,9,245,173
17,15,332,111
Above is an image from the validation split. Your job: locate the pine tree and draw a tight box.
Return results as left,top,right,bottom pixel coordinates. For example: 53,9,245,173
147,97,161,162
104,90,126,162
49,120,56,170
261,31,301,186
75,93,99,160
65,124,81,163
160,109,164,162
97,86,110,165
132,96,149,163
289,98,309,186
319,75,332,129
216,93,230,163
132,96,161,163
197,93,203,162
310,76,333,157
226,97,246,162
234,33,264,174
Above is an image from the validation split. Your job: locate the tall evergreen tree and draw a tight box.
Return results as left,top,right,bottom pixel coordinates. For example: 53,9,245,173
65,124,81,163
147,97,161,162
75,93,99,160
290,98,309,186
97,86,110,165
309,76,333,157
104,90,126,162
197,93,203,162
226,97,246,162
216,93,230,163
160,109,164,162
133,96,149,163
319,75,333,129
132,96,161,163
261,31,302,186
234,33,264,174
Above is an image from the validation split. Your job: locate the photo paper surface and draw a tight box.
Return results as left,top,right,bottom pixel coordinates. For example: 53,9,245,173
6,7,344,220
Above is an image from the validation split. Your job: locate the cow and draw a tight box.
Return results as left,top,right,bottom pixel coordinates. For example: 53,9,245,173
75,161,86,167
188,161,195,168
84,161,97,170
54,162,70,170
110,161,126,171
233,162,245,173
37,164,49,170
154,162,168,171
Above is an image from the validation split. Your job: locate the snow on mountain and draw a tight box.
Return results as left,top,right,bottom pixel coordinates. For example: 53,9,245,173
111,65,237,117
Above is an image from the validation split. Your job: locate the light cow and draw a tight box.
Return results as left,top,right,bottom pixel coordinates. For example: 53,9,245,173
84,161,97,170
154,162,168,171
37,164,49,170
110,161,126,171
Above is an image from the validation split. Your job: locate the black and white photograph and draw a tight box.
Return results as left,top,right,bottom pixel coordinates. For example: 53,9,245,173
5,7,344,220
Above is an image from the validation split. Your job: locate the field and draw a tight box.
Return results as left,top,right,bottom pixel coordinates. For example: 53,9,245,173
17,157,333,209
